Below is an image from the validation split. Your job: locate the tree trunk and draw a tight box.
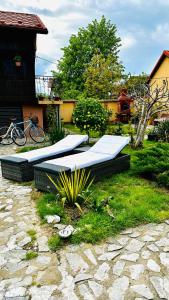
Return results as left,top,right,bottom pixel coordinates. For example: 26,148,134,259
133,109,150,148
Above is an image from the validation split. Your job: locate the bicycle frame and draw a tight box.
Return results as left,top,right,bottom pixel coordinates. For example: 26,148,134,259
15,119,35,133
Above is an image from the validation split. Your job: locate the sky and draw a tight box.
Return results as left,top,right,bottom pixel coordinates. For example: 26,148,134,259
1,0,169,76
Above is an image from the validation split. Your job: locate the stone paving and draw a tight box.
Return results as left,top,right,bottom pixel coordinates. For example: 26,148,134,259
0,145,169,299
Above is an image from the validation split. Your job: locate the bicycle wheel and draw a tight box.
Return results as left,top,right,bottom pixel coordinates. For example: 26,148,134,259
11,126,27,146
0,126,13,145
29,125,45,143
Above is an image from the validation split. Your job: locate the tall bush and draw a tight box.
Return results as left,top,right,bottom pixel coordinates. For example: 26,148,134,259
72,98,111,137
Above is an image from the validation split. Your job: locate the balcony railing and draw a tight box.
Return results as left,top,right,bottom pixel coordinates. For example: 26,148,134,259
35,75,59,99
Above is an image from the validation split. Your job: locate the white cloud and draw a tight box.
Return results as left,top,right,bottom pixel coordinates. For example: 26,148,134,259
151,23,169,44
121,35,137,50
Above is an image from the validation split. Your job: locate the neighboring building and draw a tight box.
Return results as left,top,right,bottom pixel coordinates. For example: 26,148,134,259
0,10,48,127
147,50,169,120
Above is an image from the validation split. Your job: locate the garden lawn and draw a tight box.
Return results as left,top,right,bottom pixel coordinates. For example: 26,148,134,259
36,140,169,247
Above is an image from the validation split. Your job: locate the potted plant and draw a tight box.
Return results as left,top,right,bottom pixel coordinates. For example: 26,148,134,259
14,55,22,67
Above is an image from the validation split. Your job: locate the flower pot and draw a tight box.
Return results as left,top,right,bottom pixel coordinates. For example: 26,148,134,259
15,61,22,67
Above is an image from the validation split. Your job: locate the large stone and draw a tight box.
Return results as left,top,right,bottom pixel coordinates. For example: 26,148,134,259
107,244,123,252
160,253,169,267
66,253,88,273
5,287,26,297
126,239,145,252
147,244,159,252
88,281,103,298
78,283,94,300
147,259,161,272
142,235,155,242
98,251,120,261
84,249,97,265
150,276,167,299
156,238,169,247
45,215,60,224
94,263,110,281
29,285,57,300
129,264,145,280
120,253,139,262
108,276,129,300
36,255,51,265
131,284,154,299
141,250,151,259
18,236,31,247
74,273,93,283
37,236,49,252
113,260,125,276
0,255,7,267
117,237,129,246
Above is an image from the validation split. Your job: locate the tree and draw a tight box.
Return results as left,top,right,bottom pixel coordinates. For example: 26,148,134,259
132,80,169,148
72,98,111,138
84,53,123,99
53,16,122,98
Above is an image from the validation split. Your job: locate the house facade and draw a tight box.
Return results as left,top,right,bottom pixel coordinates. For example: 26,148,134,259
0,11,48,127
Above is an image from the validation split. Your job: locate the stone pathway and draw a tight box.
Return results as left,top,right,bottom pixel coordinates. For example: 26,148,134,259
0,145,169,299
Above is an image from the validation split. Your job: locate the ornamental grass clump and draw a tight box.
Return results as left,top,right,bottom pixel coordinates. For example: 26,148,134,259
48,169,93,212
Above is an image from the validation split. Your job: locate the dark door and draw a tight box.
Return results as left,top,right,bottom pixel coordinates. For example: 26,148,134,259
0,106,23,127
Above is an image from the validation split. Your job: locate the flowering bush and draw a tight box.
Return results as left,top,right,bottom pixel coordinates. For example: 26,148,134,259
72,98,111,137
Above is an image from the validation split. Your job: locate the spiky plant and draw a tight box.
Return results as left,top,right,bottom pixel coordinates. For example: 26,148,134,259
47,169,93,212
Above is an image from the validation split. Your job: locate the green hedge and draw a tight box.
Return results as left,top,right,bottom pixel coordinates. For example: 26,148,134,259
133,143,169,188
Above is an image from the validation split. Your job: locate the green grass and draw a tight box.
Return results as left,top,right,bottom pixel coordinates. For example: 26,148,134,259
36,140,169,246
24,251,38,260
48,235,63,251
16,145,40,153
36,193,68,223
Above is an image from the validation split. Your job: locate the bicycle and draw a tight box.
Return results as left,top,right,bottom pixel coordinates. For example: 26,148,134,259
0,116,45,146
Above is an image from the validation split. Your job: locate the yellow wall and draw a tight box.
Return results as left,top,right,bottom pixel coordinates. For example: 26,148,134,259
149,56,169,117
60,100,120,123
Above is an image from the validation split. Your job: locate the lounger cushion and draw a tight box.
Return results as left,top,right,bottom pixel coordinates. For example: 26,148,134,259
8,135,88,163
44,135,130,171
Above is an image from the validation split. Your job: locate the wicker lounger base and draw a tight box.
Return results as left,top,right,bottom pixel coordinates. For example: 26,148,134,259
34,153,130,193
0,151,74,182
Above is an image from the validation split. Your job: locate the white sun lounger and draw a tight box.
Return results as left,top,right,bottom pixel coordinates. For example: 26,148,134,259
0,134,88,181
34,135,130,192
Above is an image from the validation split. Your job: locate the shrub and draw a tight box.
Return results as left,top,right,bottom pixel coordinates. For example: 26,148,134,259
156,120,169,142
48,169,93,212
72,98,111,137
47,105,65,144
133,143,169,188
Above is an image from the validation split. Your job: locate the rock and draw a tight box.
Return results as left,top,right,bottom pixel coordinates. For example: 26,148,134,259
5,287,26,297
150,276,167,298
142,235,155,242
78,283,94,300
62,288,78,300
117,237,129,246
88,281,103,298
126,239,145,252
147,259,161,272
18,236,31,247
147,244,159,252
37,236,49,252
131,284,153,299
45,215,60,224
163,246,169,252
120,229,133,235
156,237,169,247
94,262,110,281
141,250,151,259
84,249,97,265
0,255,7,267
113,260,125,276
53,224,66,230
108,276,129,300
98,251,120,261
74,273,93,283
36,255,51,265
160,253,169,267
129,264,145,280
26,265,38,275
29,285,57,300
129,232,141,238
66,253,88,273
107,244,123,252
120,253,139,262
165,220,169,225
